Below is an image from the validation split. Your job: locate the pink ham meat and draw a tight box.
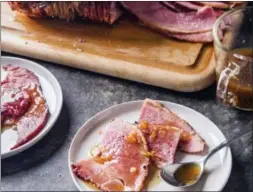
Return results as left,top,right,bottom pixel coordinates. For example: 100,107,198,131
72,119,149,191
138,123,181,168
1,90,31,125
1,64,49,149
139,99,205,153
121,2,217,33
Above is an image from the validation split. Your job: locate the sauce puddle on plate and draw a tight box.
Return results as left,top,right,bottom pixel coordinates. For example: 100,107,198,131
144,165,161,190
82,165,161,191
83,182,100,191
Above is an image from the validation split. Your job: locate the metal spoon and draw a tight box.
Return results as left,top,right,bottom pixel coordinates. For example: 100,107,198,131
160,131,252,188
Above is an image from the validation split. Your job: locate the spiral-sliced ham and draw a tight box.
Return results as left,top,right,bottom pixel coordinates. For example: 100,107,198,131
139,99,205,153
138,122,181,168
121,2,217,33
72,119,149,191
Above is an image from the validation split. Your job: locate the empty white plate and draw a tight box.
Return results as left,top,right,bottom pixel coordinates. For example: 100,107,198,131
1,56,63,159
69,100,232,191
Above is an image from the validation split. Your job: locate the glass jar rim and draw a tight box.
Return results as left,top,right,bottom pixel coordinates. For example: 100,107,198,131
213,7,253,61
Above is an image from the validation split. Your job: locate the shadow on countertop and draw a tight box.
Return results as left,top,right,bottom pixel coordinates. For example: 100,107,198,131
1,101,70,176
223,156,252,192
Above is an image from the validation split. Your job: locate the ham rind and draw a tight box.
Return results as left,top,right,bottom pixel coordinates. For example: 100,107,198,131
174,2,204,11
121,2,217,33
139,123,181,168
197,2,230,9
166,25,225,43
1,64,49,150
72,119,149,191
161,2,181,12
109,2,123,24
138,99,205,153
166,30,213,42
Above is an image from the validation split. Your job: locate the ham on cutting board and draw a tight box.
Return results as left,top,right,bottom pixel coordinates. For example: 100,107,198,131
1,2,216,92
121,2,218,33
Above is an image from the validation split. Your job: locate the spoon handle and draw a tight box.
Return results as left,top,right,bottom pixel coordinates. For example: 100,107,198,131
203,131,252,164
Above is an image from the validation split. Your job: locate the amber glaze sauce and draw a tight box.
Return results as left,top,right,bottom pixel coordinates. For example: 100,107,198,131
144,165,161,189
174,163,201,185
217,48,252,110
83,165,161,191
22,84,47,118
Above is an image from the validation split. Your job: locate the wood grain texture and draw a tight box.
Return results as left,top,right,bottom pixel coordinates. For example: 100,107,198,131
1,2,215,92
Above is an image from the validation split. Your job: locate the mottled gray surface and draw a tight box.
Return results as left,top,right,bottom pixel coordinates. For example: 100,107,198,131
1,52,252,192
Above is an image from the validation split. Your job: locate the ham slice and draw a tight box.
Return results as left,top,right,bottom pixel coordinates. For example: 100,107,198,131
166,30,214,42
121,2,217,33
72,119,149,191
166,26,225,43
197,2,230,9
1,65,49,149
174,2,204,11
138,122,181,168
139,99,205,153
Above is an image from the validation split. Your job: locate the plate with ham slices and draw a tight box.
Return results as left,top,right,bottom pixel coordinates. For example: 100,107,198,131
1,57,63,159
69,99,232,191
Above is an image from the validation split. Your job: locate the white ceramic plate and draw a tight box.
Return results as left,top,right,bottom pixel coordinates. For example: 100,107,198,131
1,56,63,159
68,100,232,191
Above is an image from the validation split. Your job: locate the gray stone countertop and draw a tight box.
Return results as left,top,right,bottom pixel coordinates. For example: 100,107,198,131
1,52,252,192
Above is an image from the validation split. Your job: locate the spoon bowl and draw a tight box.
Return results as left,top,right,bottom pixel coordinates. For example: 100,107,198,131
160,131,252,188
161,161,205,187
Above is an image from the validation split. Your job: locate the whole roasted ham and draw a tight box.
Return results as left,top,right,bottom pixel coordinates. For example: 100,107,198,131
72,119,149,191
139,99,205,153
1,65,49,149
8,2,123,24
8,1,244,43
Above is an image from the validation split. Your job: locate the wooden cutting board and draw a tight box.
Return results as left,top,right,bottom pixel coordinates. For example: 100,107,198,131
1,2,215,92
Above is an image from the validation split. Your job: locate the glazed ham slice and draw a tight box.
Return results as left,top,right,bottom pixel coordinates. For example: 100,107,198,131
138,122,181,168
72,119,149,191
139,99,205,153
1,65,49,149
